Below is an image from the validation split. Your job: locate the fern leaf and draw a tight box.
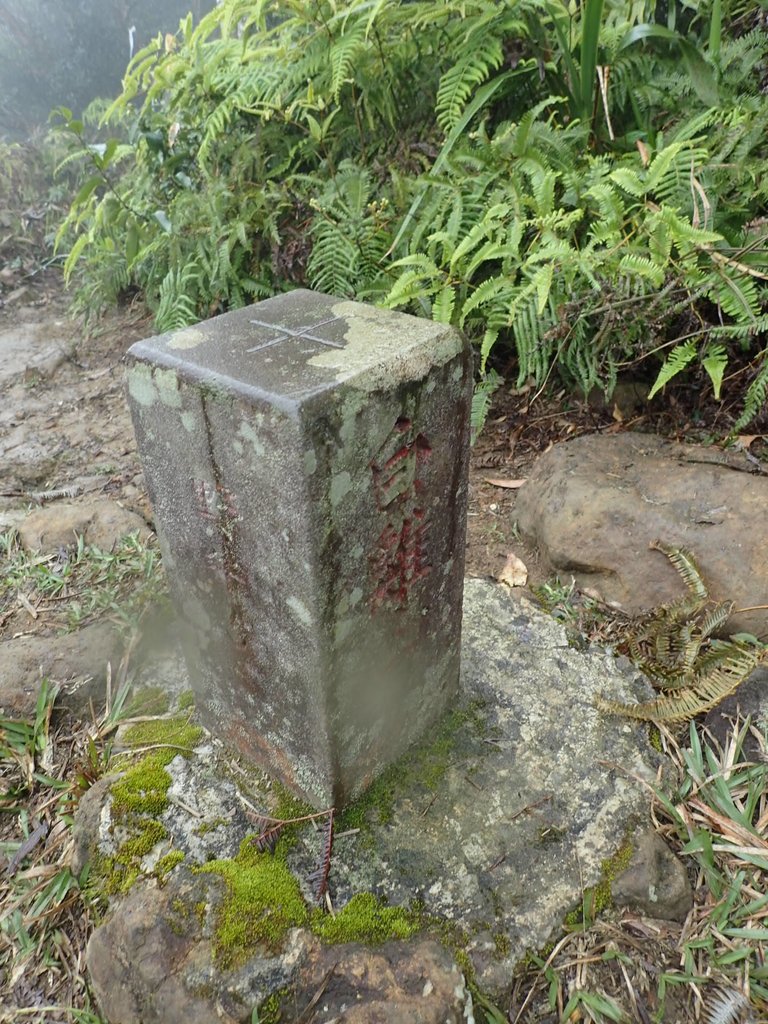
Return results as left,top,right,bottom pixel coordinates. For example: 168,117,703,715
307,808,334,903
596,642,762,722
436,38,504,133
734,349,768,431
330,22,366,101
432,285,456,324
651,541,709,602
648,341,697,400
471,370,503,441
701,344,729,400
703,987,752,1024
698,602,734,640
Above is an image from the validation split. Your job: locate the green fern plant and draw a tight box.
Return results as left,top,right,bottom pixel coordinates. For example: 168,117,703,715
597,542,768,724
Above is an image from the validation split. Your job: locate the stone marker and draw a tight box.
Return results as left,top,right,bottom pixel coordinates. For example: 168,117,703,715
125,290,472,808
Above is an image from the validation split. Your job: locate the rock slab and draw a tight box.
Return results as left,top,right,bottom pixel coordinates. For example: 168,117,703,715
516,433,768,637
80,580,662,1020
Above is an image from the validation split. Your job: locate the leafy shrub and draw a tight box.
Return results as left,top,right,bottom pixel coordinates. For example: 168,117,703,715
56,0,768,430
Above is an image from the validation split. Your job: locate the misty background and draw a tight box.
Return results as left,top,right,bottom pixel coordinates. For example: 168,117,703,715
0,0,217,139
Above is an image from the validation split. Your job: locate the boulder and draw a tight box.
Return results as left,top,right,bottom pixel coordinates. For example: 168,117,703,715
0,620,124,718
282,938,473,1023
612,831,693,923
17,498,151,553
515,433,768,637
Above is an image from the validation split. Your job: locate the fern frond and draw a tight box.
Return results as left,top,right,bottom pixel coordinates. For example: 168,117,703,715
651,541,709,602
471,369,503,441
648,341,697,400
734,349,768,431
596,642,764,722
436,37,504,133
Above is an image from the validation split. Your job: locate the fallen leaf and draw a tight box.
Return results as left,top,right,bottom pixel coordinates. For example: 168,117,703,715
498,552,528,588
484,477,527,489
737,434,761,449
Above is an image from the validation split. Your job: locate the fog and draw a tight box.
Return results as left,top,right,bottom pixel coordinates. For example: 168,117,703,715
0,0,218,138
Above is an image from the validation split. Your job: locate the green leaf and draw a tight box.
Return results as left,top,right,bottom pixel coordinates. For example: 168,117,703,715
648,341,697,399
153,210,172,233
72,175,102,208
579,0,605,124
432,285,455,324
701,344,728,399
678,39,719,107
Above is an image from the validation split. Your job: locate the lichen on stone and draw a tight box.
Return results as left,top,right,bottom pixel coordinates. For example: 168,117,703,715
338,698,490,830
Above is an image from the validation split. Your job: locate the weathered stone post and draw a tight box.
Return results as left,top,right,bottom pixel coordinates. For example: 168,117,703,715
125,290,472,808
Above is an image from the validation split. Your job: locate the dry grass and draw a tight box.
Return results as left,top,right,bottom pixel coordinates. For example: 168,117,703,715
507,718,768,1024
0,679,132,1024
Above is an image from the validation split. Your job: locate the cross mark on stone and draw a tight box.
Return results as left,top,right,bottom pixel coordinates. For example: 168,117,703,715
246,315,344,353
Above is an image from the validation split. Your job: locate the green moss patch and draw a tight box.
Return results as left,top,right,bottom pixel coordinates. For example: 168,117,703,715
110,751,175,817
121,716,204,751
197,839,309,969
156,849,185,880
566,840,634,929
339,699,490,831
95,819,169,895
127,686,170,716
177,690,196,711
311,893,419,944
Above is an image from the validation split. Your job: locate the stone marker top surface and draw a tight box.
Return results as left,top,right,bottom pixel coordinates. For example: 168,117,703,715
127,289,464,411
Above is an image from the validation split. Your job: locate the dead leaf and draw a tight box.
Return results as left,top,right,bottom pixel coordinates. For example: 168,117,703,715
498,552,528,588
484,477,527,489
636,139,650,167
736,434,761,450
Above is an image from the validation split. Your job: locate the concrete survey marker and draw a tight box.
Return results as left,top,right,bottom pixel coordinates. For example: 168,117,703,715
125,290,472,807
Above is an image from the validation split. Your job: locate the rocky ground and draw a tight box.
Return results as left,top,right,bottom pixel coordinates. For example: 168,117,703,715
1,268,768,1024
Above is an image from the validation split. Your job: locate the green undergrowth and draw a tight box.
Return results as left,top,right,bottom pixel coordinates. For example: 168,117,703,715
0,528,166,633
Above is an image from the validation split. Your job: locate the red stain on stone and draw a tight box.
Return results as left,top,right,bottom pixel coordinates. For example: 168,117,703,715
369,418,432,611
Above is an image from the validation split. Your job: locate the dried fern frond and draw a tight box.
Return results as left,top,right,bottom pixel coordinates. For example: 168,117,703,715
598,642,765,723
650,539,709,603
599,542,767,723
703,986,754,1024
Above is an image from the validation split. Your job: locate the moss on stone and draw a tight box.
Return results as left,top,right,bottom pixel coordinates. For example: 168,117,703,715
118,819,168,860
338,699,490,831
194,817,228,837
311,892,420,944
565,839,634,928
127,686,170,716
91,819,169,895
110,751,175,817
197,838,309,970
156,850,185,880
649,725,663,753
255,988,290,1024
177,690,196,711
122,716,204,751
